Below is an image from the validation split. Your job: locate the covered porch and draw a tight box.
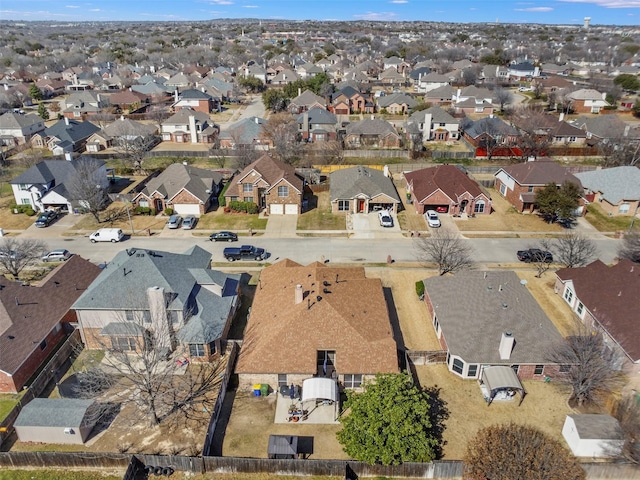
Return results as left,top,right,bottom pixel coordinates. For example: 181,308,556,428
480,366,526,406
274,378,340,424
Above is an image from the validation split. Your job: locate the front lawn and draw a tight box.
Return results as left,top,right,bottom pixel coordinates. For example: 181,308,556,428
69,202,167,233
585,202,640,233
297,191,346,231
196,212,268,231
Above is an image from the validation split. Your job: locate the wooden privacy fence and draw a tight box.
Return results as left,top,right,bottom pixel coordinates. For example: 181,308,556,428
343,149,409,159
405,350,448,366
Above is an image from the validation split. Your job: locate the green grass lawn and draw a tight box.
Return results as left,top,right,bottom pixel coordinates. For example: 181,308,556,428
585,203,640,233
297,191,346,230
0,392,23,422
196,212,268,231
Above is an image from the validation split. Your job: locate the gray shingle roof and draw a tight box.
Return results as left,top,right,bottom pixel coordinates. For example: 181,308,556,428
575,166,640,204
345,118,398,136
10,157,105,186
219,116,267,145
296,107,337,126
330,166,400,203
498,161,582,187
15,398,95,428
0,112,44,129
140,163,222,203
464,117,518,139
408,106,458,125
44,119,100,145
568,414,623,440
377,93,417,109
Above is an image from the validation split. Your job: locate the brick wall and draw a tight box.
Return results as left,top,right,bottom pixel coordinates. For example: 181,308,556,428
265,180,301,212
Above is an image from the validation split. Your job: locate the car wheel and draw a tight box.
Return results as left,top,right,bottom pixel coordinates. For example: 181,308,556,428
91,239,97,243
255,256,262,261
111,239,117,243
228,238,233,242
227,257,235,262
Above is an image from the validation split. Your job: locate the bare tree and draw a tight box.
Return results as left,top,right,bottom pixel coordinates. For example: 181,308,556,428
493,86,513,113
548,327,625,408
414,227,474,275
552,232,597,268
313,139,345,165
529,239,555,278
66,158,109,223
613,394,640,464
260,113,300,165
618,231,640,263
598,135,640,168
0,238,48,278
509,107,553,161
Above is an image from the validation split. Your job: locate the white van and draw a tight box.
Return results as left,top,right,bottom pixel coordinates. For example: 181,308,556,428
89,228,124,243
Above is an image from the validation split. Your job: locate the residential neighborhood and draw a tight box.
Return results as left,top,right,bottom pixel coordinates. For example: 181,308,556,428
0,11,640,480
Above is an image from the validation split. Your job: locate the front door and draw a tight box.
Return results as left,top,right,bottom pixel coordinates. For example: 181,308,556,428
460,199,468,214
358,199,365,213
154,199,163,212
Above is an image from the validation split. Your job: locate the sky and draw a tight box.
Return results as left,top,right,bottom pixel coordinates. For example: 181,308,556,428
1,0,639,25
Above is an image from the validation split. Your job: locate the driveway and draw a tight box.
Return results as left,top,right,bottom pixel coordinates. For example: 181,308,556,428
263,214,298,238
349,212,402,239
18,212,81,240
219,95,266,129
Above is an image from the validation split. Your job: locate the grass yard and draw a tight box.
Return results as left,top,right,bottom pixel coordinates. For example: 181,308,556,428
585,202,640,233
393,182,428,234
69,202,167,233
297,191,346,231
0,392,23,422
196,211,268,231
0,196,39,230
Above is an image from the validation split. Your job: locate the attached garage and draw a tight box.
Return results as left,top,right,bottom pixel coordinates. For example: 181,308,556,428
270,204,298,215
173,204,202,216
269,204,284,215
285,204,299,214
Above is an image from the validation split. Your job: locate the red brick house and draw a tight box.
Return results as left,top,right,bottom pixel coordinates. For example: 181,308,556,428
224,155,304,215
494,160,583,213
330,86,370,114
0,256,101,393
404,165,491,216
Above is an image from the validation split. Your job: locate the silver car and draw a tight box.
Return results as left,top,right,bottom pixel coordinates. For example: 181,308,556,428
167,214,182,229
182,215,197,230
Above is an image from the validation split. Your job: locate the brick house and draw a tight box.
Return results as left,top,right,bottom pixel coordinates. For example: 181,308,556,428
422,270,565,382
575,166,640,217
173,88,216,114
330,86,370,114
566,89,610,114
494,160,583,213
0,256,101,393
224,154,304,215
330,166,401,214
344,118,401,149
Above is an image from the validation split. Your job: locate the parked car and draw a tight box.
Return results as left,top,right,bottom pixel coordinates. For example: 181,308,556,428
42,249,72,262
378,210,394,228
167,214,182,229
223,245,265,261
181,215,197,230
425,210,441,228
0,250,17,259
517,248,553,263
35,210,57,228
210,231,238,242
90,228,124,243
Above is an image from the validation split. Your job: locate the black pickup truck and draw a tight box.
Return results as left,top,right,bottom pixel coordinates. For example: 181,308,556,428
223,245,266,261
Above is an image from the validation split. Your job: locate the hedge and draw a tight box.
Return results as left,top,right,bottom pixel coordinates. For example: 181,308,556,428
415,280,425,299
227,201,258,214
218,181,231,207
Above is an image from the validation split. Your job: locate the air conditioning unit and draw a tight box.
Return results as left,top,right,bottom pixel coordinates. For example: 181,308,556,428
64,428,75,435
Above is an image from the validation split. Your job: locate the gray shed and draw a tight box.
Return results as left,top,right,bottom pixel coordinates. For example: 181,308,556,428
14,398,97,444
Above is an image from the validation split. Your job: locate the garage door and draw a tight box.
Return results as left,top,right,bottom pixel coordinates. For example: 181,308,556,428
270,204,284,215
174,204,201,216
284,204,298,214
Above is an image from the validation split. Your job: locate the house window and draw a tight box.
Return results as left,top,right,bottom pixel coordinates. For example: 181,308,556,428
189,344,206,357
433,316,439,331
511,364,519,374
278,186,289,197
452,357,464,375
576,302,584,316
528,186,534,193
125,310,134,321
467,364,478,377
112,337,136,351
21,199,31,205
243,196,253,202
317,350,335,376
139,200,149,208
534,365,544,375
499,183,507,196
619,203,630,214
39,339,47,351
569,136,576,142
18,184,28,191
243,183,253,193
344,374,362,388
142,311,151,324
278,374,288,388
563,288,573,304
474,200,485,213
338,200,349,211
559,364,571,373
439,122,446,127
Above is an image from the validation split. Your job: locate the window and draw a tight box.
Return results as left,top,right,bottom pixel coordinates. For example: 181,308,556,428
452,357,464,375
243,183,253,193
569,136,576,142
619,203,630,214
433,316,439,331
243,196,253,202
577,302,584,316
511,364,519,374
563,288,573,304
344,374,362,388
39,339,47,351
559,364,571,373
142,311,151,324
528,186,535,193
112,337,136,351
21,199,31,205
499,183,507,196
208,341,217,355
278,374,288,388
139,200,149,208
277,185,288,197
474,200,485,213
189,344,205,357
467,364,478,377
534,365,544,375
439,122,446,127
18,184,28,191
338,200,349,211
125,310,134,321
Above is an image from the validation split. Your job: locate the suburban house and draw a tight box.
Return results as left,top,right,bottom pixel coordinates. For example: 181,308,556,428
494,160,583,213
422,270,565,381
562,414,624,458
296,107,338,142
406,106,459,142
108,90,150,111
0,256,102,394
33,118,100,154
424,85,455,105
330,166,401,214
224,154,304,215
161,108,219,144
566,89,610,114
555,259,640,364
571,115,638,143
14,399,100,445
376,93,417,114
62,91,106,119
271,69,300,85
72,246,240,362
330,86,370,114
288,89,327,114
173,88,217,114
235,260,399,392
344,118,401,149
132,162,223,216
415,72,450,93
462,117,521,158
10,157,108,212
507,61,539,79
218,116,270,150
0,112,45,146
86,117,157,153
575,166,640,216
35,78,69,98
403,165,491,216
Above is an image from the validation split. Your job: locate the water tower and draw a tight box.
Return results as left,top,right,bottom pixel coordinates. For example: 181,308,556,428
584,17,591,29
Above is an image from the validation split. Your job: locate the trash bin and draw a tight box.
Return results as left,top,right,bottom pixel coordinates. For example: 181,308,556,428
253,384,262,397
260,384,269,397
0,228,4,237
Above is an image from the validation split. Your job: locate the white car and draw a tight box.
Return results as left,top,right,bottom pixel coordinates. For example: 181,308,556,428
378,210,394,228
425,210,441,228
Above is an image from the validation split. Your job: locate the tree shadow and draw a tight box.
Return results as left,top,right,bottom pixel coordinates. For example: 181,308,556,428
382,287,407,369
424,385,450,460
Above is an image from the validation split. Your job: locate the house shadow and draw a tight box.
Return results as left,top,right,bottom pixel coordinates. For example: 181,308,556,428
208,387,236,456
382,287,407,369
227,273,255,340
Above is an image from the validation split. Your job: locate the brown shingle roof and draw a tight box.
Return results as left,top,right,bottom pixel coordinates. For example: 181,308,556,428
225,155,303,198
0,256,102,375
556,259,640,362
404,165,484,204
235,260,399,375
498,161,582,187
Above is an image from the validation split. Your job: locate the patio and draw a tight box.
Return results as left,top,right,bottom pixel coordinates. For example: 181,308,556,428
273,379,340,425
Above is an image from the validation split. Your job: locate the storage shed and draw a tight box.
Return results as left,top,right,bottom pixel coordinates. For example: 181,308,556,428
562,414,624,458
268,435,299,459
14,398,98,445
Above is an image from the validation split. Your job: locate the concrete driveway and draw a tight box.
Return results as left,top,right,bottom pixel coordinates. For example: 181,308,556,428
264,214,298,238
19,212,82,240
349,212,402,239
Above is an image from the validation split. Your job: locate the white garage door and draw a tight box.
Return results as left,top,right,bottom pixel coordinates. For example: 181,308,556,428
284,204,298,214
269,204,284,215
174,204,201,216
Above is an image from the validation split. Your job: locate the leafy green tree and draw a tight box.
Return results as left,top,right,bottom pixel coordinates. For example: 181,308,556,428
337,372,442,465
614,74,640,92
464,423,585,480
479,53,505,65
535,181,581,224
261,88,288,113
37,102,49,120
238,75,264,93
28,83,43,101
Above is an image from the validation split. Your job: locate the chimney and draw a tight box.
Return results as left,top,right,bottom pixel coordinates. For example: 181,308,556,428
624,125,631,137
174,88,179,103
298,87,301,97
147,286,172,351
559,112,565,122
499,332,515,360
96,93,101,104
64,152,73,161
303,111,309,133
189,115,198,144
120,115,125,121
64,116,70,126
254,117,259,124
295,284,303,304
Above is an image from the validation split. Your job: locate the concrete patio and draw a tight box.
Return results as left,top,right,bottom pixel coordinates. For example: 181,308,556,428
273,392,340,425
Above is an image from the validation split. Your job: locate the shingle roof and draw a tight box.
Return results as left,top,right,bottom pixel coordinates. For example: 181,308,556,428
44,119,100,145
162,108,213,126
497,161,582,187
225,155,303,198
178,89,212,100
289,89,327,108
10,157,105,186
330,166,400,203
568,414,623,440
464,117,518,139
377,93,417,109
0,112,44,130
408,106,458,125
296,107,337,126
345,118,398,136
556,259,640,362
219,116,267,145
14,398,95,428
140,163,222,203
235,260,399,375
404,165,484,204
423,271,563,364
575,166,640,204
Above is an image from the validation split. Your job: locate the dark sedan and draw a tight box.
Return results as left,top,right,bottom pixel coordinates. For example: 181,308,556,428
210,231,238,242
35,210,57,228
517,248,553,263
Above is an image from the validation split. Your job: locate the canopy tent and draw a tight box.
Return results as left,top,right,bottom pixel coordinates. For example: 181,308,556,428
302,377,339,403
268,435,299,459
481,366,526,406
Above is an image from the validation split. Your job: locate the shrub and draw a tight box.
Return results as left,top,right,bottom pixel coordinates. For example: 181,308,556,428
164,207,174,216
218,181,231,207
24,207,36,216
228,200,258,213
135,206,155,216
415,280,425,299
